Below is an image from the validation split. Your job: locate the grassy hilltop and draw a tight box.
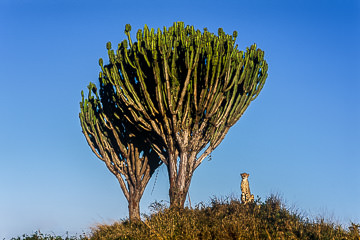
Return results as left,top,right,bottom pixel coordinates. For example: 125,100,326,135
11,195,360,240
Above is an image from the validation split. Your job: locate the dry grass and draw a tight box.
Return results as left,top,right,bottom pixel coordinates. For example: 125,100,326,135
10,195,359,239
86,195,360,240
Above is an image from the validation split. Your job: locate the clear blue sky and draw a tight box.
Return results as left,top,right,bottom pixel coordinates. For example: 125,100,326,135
0,0,359,238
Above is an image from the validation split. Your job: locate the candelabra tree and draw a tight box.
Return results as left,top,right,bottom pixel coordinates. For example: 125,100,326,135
79,81,163,221
85,21,268,209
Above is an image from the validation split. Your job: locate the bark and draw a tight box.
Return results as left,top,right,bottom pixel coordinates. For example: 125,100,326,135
126,164,152,222
168,152,194,208
169,179,191,208
128,196,141,221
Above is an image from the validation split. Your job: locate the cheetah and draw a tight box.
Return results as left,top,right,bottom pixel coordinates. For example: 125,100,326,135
240,172,254,204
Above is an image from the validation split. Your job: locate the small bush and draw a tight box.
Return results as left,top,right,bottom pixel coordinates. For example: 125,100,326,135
10,231,85,240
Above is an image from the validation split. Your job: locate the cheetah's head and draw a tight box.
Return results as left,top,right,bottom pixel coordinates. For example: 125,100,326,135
240,173,249,179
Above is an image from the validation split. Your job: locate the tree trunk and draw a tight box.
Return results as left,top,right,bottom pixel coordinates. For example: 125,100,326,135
169,186,188,208
168,173,192,208
128,196,141,221
168,151,195,209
